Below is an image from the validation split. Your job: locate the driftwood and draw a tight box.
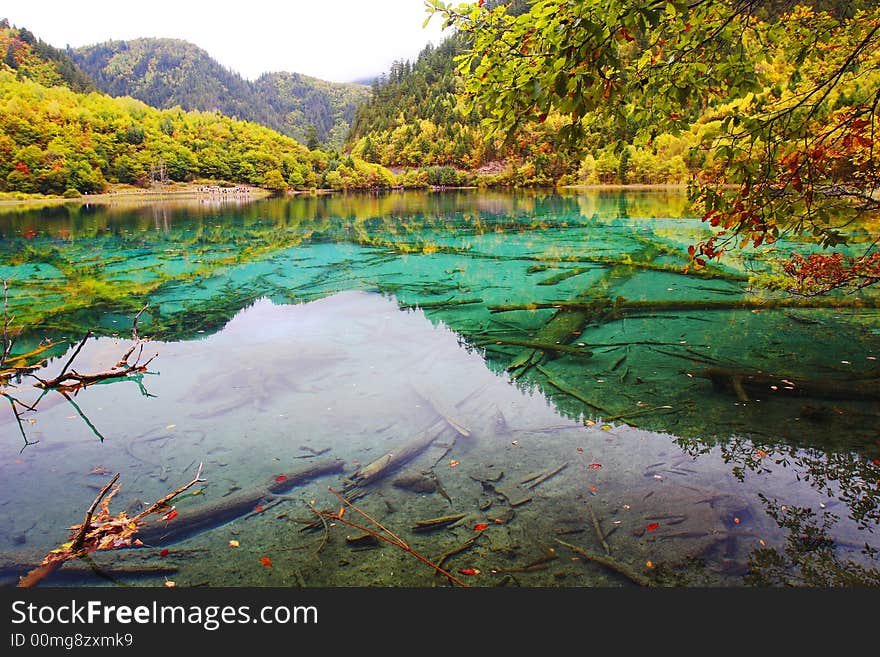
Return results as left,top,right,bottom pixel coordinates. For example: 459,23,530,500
410,383,471,438
32,304,156,392
5,458,344,585
138,458,345,545
535,261,748,286
411,513,467,532
520,463,569,490
18,464,205,588
535,365,613,417
476,337,594,359
505,307,597,378
556,539,654,587
310,487,467,587
435,532,483,574
696,366,880,402
399,298,483,310
345,419,454,489
488,296,880,315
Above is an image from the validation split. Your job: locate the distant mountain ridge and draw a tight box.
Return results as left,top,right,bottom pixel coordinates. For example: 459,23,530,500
71,38,369,148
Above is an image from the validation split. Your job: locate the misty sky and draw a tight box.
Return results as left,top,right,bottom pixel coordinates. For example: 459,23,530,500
2,0,450,82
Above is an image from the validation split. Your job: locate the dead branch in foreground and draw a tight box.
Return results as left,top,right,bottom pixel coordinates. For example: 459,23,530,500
32,305,156,392
17,463,205,588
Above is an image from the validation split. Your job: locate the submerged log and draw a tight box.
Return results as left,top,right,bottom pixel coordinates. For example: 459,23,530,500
536,260,748,286
346,419,453,488
137,458,345,545
488,296,880,315
506,306,601,377
475,337,594,359
696,366,880,402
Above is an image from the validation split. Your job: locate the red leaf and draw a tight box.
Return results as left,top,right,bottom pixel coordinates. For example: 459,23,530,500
159,548,169,558
589,463,602,469
473,523,489,532
260,557,273,567
458,568,481,576
254,506,263,512
646,522,660,531
274,475,288,483
161,509,178,522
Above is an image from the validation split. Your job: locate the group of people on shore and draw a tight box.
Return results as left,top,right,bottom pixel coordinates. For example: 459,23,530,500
196,185,253,196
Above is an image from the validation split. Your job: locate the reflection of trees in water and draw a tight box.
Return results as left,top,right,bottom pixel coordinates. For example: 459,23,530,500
746,499,880,587
3,192,880,584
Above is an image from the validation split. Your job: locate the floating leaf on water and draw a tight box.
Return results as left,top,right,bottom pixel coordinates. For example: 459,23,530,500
458,568,480,576
254,506,263,512
646,522,660,531
229,540,240,548
260,557,273,568
473,523,489,531
274,475,288,484
449,460,460,468
589,463,602,469
160,548,169,557
161,509,178,522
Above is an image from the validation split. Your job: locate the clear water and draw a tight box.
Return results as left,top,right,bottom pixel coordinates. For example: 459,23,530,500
0,189,878,587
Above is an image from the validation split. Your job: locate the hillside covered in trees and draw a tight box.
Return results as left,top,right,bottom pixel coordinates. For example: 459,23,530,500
0,18,95,93
71,38,369,148
349,0,879,201
0,22,394,197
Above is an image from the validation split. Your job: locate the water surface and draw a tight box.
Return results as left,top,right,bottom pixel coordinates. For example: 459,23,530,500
1,190,877,587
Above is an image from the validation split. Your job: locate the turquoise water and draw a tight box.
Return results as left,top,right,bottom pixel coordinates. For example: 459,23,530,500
0,189,877,587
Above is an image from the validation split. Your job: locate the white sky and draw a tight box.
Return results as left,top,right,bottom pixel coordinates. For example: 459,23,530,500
2,0,450,82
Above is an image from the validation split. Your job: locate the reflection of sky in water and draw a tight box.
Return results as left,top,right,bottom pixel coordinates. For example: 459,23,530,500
0,191,878,586
0,292,875,586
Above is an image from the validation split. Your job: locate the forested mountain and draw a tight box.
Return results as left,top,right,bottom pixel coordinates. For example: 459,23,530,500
0,19,95,93
346,34,586,186
254,71,368,148
0,23,395,197
71,38,368,148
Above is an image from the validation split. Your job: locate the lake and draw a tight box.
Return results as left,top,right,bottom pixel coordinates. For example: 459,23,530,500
0,189,878,587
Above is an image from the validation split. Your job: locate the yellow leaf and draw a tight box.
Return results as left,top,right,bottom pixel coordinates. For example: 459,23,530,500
229,540,240,548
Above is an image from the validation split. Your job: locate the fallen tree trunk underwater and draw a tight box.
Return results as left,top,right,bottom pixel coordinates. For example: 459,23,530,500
1,458,346,585
137,457,346,545
488,296,880,315
695,366,880,402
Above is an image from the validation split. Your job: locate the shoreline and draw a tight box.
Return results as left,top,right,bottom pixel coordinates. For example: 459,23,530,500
0,182,692,209
0,183,275,208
